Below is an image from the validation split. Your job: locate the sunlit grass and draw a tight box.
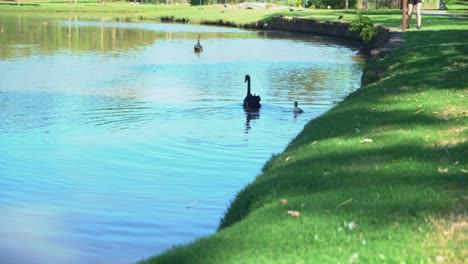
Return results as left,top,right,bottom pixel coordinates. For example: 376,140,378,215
3,2,464,29
0,2,425,27
447,0,468,13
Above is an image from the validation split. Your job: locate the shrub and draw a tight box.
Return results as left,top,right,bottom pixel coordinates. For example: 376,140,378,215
349,13,379,46
306,0,357,8
189,0,209,5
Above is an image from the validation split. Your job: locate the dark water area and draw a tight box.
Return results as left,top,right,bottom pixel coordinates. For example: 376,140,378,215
0,14,365,264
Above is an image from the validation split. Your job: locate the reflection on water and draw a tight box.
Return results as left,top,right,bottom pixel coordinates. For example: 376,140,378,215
244,108,260,133
0,15,160,59
0,206,82,264
0,14,366,264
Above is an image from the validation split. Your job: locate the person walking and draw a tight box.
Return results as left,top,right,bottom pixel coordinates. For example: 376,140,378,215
407,0,424,30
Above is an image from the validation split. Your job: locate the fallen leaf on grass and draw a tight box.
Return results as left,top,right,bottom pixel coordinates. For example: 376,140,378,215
414,108,425,114
360,138,373,143
287,210,300,217
349,252,359,263
348,221,357,230
336,198,353,208
436,256,445,263
438,167,449,173
281,198,287,205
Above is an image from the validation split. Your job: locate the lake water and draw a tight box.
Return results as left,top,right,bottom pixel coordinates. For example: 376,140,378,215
0,14,365,264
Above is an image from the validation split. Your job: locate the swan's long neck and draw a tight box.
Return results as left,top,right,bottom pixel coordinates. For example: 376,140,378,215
247,79,251,96
197,35,201,45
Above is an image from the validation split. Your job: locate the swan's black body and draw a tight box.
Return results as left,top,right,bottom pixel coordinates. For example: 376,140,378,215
243,75,261,109
194,34,203,52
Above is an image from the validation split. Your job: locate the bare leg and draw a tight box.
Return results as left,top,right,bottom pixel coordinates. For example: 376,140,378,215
407,4,414,27
416,2,422,28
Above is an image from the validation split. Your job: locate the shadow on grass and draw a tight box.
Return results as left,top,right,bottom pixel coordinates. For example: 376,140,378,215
220,137,467,229
142,137,466,263
291,108,443,145
218,27,467,229
360,28,467,90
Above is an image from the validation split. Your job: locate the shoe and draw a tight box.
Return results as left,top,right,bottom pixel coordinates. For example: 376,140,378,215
417,25,421,30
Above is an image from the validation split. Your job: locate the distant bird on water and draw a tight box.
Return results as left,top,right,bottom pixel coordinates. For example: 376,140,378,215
243,75,261,109
194,34,203,52
293,101,303,114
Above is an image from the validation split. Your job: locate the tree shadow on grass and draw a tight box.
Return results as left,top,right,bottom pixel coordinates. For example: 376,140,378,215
218,27,467,225
141,139,466,263
215,29,467,230
360,29,467,91
287,105,454,151
220,139,467,229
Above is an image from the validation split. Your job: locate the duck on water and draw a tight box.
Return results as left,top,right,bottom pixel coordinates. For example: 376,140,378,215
243,75,261,109
293,101,303,114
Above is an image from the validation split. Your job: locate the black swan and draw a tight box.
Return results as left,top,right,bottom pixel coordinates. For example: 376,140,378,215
293,101,304,114
243,75,261,109
194,34,203,52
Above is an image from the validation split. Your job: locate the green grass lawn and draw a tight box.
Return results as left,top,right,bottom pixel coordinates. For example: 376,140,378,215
0,1,456,26
447,0,468,13
1,3,466,263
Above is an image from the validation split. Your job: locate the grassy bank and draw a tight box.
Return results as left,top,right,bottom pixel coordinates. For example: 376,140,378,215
0,2,372,25
133,6,466,264
0,1,461,26
2,3,466,263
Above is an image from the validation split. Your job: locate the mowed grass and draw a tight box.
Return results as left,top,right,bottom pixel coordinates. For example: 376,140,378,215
135,8,466,264
1,3,466,263
0,2,325,24
0,1,457,26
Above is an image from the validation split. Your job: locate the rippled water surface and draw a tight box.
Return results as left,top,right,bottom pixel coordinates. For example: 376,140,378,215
0,14,365,264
